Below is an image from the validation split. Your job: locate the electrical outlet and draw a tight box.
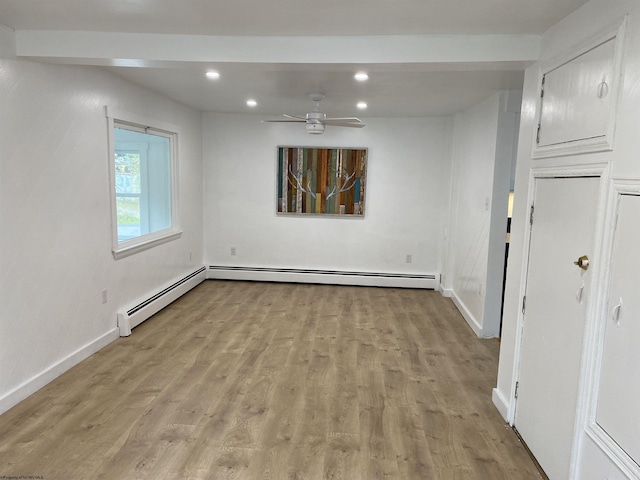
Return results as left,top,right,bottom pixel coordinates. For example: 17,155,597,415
101,289,108,304
230,247,236,256
405,254,412,264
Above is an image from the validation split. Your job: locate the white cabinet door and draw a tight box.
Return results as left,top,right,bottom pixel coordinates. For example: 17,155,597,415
515,176,600,480
538,37,616,148
596,193,640,466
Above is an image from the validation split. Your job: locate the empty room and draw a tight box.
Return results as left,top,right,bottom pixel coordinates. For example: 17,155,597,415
1,0,639,478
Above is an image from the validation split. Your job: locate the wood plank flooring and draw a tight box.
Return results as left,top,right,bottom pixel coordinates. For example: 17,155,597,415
0,280,542,479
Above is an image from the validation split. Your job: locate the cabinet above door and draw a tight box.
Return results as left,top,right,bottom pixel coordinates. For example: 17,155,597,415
533,17,626,159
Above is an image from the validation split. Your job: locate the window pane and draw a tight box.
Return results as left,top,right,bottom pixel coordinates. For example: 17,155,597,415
113,125,173,244
115,152,141,194
116,196,141,241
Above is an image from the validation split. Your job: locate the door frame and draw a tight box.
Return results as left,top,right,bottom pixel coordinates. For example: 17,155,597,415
509,162,610,479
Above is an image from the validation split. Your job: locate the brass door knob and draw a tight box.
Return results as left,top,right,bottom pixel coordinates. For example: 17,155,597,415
574,255,590,270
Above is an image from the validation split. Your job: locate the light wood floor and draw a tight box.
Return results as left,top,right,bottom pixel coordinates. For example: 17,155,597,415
0,280,542,479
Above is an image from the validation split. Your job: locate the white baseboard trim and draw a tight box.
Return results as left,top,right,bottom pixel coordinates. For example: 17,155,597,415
1,267,208,414
451,291,483,337
492,387,510,422
439,285,453,297
0,327,119,415
207,266,439,289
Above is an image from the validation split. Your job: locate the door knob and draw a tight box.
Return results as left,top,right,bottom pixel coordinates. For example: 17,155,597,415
573,255,590,270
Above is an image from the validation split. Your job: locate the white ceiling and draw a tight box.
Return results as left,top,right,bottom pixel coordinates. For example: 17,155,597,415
0,0,590,117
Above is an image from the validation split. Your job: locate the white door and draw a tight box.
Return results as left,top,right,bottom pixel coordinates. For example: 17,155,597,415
596,193,640,465
515,176,600,480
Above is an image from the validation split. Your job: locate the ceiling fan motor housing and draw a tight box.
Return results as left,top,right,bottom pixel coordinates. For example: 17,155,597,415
306,111,326,134
306,123,325,134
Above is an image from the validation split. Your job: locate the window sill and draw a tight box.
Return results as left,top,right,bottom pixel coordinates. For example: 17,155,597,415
112,229,182,260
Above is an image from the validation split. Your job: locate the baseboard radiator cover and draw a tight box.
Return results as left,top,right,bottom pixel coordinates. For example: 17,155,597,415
207,266,439,289
117,266,206,336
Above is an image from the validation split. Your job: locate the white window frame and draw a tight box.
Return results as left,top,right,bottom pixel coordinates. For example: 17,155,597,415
106,106,181,259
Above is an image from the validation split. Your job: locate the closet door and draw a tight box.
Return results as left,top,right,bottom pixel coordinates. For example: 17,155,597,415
596,193,640,465
515,176,600,480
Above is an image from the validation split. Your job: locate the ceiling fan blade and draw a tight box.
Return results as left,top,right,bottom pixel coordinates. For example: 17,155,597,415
323,117,363,122
261,119,306,123
283,114,306,120
323,121,366,128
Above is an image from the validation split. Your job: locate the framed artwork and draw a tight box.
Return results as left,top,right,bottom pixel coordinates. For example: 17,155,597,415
277,146,367,216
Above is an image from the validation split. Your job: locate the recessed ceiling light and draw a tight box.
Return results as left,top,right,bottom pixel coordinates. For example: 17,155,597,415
354,72,369,82
246,99,258,107
357,102,368,110
205,70,220,80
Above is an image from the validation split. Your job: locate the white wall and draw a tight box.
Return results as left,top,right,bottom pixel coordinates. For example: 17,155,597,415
495,0,640,465
0,25,204,413
486,93,520,336
443,91,519,337
202,114,452,276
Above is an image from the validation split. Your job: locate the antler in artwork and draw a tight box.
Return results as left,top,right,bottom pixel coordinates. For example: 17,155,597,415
287,166,317,199
326,168,357,201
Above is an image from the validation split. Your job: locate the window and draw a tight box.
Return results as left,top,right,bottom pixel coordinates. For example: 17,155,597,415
106,108,180,258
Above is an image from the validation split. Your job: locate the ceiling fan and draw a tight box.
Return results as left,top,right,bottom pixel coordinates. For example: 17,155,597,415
262,93,365,134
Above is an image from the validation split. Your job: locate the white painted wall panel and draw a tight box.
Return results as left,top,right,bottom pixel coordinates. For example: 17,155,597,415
202,114,452,276
448,96,499,329
0,42,203,411
444,91,518,337
495,57,542,420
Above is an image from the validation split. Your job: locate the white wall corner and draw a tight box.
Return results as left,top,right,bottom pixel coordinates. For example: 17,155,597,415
451,290,483,337
504,89,523,114
0,23,16,59
492,387,511,422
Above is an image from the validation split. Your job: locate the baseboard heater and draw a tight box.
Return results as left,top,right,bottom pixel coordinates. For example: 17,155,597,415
117,266,206,337
207,266,439,289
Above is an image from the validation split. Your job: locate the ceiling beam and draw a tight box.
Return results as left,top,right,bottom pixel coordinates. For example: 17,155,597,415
14,30,541,67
